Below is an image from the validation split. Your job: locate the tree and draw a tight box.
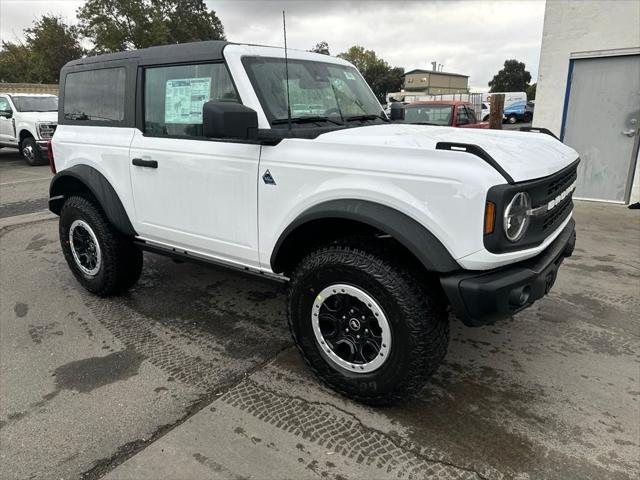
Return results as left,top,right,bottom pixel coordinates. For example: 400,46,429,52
309,41,330,56
0,15,83,84
0,42,38,83
25,15,84,83
337,46,380,74
488,59,531,92
337,46,403,102
77,0,225,53
527,82,537,101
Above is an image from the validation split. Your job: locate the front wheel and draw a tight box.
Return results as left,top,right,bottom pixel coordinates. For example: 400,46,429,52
21,137,46,166
288,240,449,405
507,114,518,124
60,196,143,296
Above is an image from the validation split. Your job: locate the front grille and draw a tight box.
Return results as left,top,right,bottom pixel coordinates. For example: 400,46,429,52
536,163,577,233
547,166,577,197
484,159,579,253
542,194,573,231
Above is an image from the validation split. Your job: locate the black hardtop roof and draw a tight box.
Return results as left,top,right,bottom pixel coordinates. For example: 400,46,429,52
63,40,232,68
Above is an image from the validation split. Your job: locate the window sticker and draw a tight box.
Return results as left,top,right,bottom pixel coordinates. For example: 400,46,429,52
344,71,356,81
165,77,211,124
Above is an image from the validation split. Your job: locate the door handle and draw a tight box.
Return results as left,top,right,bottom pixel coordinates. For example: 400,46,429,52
622,129,636,137
132,158,158,168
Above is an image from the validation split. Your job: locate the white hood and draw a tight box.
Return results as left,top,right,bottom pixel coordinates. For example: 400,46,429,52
317,124,578,183
17,111,57,123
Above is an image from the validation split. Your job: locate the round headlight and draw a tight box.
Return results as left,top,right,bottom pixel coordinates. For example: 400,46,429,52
504,192,531,242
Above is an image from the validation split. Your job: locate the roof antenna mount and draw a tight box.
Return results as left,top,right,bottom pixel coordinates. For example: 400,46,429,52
283,10,292,131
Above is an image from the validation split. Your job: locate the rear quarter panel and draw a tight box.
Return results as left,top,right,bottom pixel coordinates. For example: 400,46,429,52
51,125,136,220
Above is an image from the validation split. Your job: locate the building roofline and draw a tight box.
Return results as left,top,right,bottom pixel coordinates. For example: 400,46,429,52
402,68,469,78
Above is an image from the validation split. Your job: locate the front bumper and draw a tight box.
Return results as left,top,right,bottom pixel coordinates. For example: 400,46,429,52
36,139,49,154
441,219,576,326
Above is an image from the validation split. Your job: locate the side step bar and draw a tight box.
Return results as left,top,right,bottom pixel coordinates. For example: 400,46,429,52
435,142,514,184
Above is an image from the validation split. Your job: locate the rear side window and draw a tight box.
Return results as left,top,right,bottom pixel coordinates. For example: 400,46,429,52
466,106,477,123
63,67,126,122
456,106,470,125
144,63,239,137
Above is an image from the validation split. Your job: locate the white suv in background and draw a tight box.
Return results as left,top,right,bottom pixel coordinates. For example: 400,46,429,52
49,41,579,404
0,93,58,165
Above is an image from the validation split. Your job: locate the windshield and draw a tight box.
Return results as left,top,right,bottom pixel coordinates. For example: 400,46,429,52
404,105,452,126
11,96,58,112
242,57,383,126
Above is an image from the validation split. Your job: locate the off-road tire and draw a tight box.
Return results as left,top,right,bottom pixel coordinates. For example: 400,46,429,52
21,136,46,166
288,239,449,405
60,195,143,296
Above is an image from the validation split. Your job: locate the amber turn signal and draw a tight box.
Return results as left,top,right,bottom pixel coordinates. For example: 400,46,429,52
484,201,496,234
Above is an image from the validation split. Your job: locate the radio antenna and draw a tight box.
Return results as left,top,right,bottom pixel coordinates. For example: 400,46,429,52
283,10,292,131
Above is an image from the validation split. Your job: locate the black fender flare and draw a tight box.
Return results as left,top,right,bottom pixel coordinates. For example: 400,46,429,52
49,165,137,236
270,199,460,274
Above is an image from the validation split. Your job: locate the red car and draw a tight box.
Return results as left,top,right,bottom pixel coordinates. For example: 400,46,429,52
402,101,489,128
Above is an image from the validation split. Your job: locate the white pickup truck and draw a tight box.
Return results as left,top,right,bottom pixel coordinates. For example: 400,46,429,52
49,41,579,404
0,93,58,165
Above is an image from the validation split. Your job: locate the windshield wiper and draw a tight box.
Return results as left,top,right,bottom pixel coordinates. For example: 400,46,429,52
271,116,343,126
344,114,389,123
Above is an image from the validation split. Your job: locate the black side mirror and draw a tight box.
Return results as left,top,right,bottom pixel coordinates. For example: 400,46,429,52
202,101,258,140
389,102,404,121
0,110,12,119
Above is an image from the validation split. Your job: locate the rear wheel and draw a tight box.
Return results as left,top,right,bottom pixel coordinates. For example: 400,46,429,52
60,196,142,296
507,114,518,124
288,239,448,405
21,137,46,166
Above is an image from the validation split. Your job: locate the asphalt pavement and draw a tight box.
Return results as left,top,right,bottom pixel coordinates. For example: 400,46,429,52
0,146,638,480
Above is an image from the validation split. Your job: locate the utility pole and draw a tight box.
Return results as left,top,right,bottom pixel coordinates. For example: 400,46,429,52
489,93,504,130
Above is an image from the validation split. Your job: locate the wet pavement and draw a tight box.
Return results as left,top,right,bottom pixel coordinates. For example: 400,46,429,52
1,152,638,479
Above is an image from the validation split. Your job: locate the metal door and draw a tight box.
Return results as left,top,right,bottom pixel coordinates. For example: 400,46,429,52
563,54,640,202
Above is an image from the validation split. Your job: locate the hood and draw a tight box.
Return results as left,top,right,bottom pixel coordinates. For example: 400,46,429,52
16,111,57,123
317,123,578,183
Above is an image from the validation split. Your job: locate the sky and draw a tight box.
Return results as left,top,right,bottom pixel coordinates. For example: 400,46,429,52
0,0,546,92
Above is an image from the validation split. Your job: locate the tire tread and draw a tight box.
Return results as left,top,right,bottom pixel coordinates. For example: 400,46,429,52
288,237,448,405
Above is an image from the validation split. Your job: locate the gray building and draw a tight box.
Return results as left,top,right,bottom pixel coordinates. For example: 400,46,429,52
534,0,640,204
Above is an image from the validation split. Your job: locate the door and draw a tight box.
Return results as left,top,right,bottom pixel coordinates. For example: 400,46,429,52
129,62,261,267
0,96,15,144
563,54,640,202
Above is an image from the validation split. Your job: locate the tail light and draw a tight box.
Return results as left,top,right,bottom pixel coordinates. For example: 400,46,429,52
47,140,56,174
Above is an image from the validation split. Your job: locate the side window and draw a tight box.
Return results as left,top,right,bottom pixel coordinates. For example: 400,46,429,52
64,67,126,122
456,105,470,125
144,63,239,137
466,106,477,124
0,97,12,116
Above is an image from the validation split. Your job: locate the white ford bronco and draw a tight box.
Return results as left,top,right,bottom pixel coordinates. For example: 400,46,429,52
49,41,579,404
0,93,58,165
